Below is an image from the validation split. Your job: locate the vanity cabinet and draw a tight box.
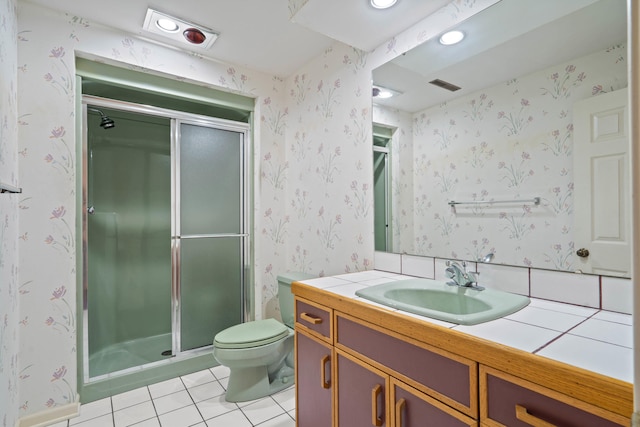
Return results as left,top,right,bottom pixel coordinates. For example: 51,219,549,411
292,283,632,427
480,365,628,427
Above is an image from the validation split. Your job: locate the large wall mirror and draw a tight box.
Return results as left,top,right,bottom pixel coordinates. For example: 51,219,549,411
372,0,629,277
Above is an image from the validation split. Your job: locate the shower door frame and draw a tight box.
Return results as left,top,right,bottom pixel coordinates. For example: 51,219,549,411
81,95,251,383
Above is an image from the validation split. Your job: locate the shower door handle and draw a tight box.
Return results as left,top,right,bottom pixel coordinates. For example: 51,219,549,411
87,206,95,215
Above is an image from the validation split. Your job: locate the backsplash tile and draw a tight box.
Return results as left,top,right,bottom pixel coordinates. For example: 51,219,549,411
374,251,402,274
601,276,632,314
433,259,450,281
400,254,434,278
530,269,600,308
476,263,529,295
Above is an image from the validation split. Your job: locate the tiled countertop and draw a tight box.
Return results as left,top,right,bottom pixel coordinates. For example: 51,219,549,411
297,270,633,384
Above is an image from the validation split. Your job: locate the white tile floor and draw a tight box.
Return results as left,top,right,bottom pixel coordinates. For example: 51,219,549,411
50,366,296,427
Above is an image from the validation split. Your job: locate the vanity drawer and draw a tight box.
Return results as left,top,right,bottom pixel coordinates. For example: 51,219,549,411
336,312,477,418
295,297,332,342
480,365,629,426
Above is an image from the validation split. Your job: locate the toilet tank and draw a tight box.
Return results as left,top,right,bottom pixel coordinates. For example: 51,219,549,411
277,272,315,329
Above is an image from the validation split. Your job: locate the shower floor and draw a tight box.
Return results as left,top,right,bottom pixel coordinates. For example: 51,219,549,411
89,333,172,378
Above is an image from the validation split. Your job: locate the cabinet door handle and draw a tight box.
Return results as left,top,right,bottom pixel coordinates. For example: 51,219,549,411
515,404,557,427
371,384,383,427
395,398,406,427
320,355,331,389
300,312,323,325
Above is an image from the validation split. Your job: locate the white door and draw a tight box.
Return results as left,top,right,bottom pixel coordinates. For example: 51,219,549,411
573,88,630,277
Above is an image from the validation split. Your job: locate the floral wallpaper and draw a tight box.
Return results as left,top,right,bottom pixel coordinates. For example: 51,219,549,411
0,0,20,425
13,0,497,417
387,45,628,271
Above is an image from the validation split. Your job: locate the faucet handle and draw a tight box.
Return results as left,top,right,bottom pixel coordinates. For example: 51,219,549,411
444,267,455,279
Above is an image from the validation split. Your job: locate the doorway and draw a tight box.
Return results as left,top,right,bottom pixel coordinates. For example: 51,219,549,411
373,125,392,252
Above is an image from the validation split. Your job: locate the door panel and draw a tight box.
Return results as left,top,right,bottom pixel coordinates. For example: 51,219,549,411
177,122,247,351
180,237,242,351
179,123,243,235
337,350,388,427
573,89,629,276
392,380,476,427
86,108,172,377
296,332,333,427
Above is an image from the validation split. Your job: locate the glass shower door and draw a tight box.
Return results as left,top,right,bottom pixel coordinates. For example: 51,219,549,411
176,122,246,352
86,108,172,377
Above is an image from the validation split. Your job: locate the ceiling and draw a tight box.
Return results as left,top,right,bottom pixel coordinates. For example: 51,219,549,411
21,0,449,77
373,0,627,113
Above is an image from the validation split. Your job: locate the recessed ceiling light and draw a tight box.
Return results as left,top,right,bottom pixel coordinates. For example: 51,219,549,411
372,84,402,99
156,18,179,33
439,30,465,46
370,0,398,9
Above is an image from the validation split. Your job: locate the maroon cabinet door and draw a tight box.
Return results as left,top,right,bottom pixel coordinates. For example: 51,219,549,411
296,331,332,427
336,351,387,427
393,382,476,427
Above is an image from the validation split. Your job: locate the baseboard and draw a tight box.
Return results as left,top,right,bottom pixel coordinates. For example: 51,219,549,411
17,399,80,427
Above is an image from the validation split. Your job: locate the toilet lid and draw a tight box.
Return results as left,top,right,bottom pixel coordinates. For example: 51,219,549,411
214,318,289,349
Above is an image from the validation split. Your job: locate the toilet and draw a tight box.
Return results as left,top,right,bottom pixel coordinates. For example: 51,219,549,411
213,272,314,402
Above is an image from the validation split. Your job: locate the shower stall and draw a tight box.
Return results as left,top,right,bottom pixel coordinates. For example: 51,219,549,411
81,95,250,392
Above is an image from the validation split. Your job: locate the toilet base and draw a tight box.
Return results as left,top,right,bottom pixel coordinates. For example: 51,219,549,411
225,363,294,402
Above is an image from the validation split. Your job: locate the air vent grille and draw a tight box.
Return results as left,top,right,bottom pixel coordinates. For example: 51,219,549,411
429,79,461,92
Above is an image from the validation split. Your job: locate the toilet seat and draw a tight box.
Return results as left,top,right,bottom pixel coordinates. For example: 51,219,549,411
214,318,289,349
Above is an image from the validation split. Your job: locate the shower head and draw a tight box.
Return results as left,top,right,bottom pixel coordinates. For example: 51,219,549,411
88,108,115,129
99,114,115,129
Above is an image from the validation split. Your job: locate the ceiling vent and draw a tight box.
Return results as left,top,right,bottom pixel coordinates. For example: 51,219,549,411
429,79,461,92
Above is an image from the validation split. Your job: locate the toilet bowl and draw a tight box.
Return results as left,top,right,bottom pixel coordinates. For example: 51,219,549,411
213,272,314,402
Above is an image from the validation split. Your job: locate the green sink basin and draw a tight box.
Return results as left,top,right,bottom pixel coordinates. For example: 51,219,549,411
355,278,529,325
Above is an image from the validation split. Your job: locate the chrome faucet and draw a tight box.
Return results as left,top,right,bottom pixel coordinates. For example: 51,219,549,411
445,260,484,290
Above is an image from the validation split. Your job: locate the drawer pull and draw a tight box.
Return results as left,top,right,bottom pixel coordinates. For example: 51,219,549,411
515,404,557,427
320,355,331,389
300,312,323,325
371,384,383,427
395,398,406,427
